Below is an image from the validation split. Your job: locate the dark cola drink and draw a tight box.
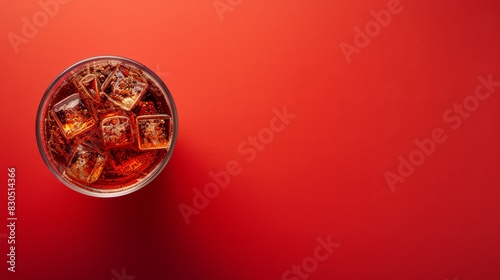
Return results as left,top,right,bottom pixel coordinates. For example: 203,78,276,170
36,57,177,197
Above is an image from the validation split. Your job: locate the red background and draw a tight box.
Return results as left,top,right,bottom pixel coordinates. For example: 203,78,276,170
1,0,500,279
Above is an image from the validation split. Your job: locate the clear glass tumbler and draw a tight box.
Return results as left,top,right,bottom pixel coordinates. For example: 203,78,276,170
36,56,178,197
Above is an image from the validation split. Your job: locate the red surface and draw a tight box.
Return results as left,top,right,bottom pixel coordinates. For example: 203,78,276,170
1,0,500,279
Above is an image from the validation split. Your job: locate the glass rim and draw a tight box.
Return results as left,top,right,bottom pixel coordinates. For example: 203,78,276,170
35,55,178,198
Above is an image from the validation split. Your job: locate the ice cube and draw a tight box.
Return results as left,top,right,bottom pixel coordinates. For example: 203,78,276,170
100,116,133,148
79,74,101,102
136,114,171,150
51,93,96,139
64,144,107,183
101,65,148,111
